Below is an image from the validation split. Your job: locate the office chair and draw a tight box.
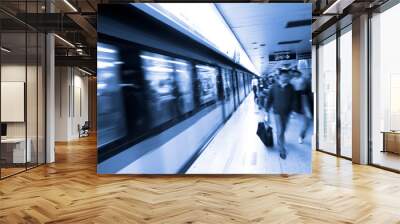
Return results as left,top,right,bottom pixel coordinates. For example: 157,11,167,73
78,121,90,138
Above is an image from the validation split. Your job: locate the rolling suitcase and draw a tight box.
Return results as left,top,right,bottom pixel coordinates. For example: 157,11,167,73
257,122,273,147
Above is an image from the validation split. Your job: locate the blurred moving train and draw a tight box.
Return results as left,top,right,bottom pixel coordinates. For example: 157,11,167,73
97,5,256,174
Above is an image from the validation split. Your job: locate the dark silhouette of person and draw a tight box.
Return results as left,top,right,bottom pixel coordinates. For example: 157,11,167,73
265,69,296,159
252,78,258,101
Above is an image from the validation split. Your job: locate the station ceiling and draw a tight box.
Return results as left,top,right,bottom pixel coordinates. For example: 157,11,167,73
217,3,312,75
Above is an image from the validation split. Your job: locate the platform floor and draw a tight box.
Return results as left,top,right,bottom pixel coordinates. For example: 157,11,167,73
187,93,313,174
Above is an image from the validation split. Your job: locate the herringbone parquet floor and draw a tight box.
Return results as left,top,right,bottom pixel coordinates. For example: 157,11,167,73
1,135,400,224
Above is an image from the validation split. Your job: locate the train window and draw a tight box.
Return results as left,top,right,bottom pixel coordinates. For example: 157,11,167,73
98,35,230,160
222,68,232,101
97,43,127,148
140,52,179,129
174,59,195,115
195,64,218,105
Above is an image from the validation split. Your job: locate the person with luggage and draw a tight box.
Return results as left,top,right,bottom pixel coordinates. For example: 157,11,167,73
251,78,259,102
257,79,266,110
265,68,296,159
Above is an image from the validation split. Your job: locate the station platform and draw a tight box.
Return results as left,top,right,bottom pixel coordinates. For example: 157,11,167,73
187,93,313,174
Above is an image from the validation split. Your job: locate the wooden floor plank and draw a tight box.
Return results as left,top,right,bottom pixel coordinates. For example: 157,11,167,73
1,135,400,223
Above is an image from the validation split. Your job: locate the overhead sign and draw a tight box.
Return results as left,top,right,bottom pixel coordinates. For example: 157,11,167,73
269,52,296,61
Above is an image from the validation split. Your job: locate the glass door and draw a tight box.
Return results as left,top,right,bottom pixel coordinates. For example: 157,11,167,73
317,35,337,154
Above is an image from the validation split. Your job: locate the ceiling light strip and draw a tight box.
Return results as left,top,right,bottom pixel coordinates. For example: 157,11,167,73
1,47,11,53
63,0,78,12
54,34,75,48
78,67,92,76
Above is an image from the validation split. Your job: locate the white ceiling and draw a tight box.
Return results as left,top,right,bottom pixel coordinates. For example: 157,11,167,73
216,3,312,75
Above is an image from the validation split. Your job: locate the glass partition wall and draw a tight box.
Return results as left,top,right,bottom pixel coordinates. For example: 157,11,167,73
0,3,46,179
316,26,353,159
317,35,337,155
339,26,352,159
370,2,400,171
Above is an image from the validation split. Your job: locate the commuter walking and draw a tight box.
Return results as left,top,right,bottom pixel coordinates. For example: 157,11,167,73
252,78,259,102
265,69,296,159
290,69,312,144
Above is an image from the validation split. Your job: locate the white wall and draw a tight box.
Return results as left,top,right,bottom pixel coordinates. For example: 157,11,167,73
1,64,46,163
1,65,38,137
55,67,89,141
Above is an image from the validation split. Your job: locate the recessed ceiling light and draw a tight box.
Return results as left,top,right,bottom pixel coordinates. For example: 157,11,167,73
278,40,302,45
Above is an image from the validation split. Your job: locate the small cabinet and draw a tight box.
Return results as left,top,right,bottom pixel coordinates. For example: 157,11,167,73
382,132,400,154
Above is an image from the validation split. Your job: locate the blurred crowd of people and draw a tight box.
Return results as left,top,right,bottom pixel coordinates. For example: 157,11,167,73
252,61,313,159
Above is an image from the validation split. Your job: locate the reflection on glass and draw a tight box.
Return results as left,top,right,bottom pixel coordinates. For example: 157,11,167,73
175,60,195,115
317,36,337,154
38,33,46,165
1,31,27,177
340,29,352,158
196,65,217,105
97,43,126,148
27,31,38,169
222,68,235,115
141,52,178,128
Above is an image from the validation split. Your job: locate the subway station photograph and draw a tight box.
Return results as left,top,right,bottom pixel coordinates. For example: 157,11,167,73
97,3,313,174
1,0,400,223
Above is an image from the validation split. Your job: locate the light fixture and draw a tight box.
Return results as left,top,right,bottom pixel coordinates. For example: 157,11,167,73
140,55,188,66
1,47,11,53
145,66,174,73
322,0,353,15
195,64,215,70
98,46,116,54
78,67,92,76
98,61,114,69
63,0,78,12
54,34,75,48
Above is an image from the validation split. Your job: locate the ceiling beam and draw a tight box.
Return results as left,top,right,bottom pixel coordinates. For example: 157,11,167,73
55,55,96,71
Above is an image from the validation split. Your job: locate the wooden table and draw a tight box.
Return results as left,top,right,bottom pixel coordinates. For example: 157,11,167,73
382,131,400,154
